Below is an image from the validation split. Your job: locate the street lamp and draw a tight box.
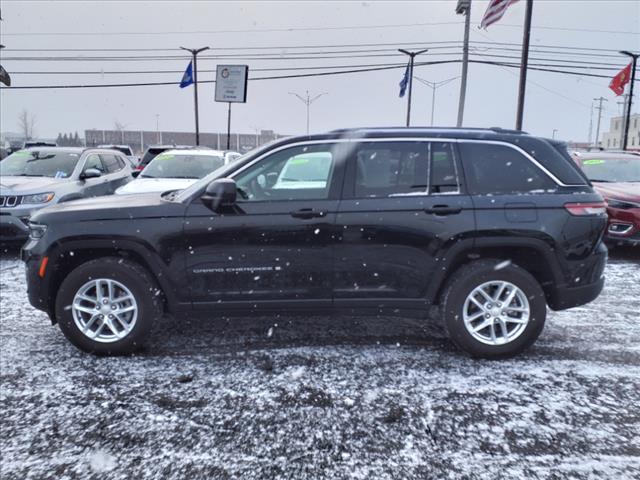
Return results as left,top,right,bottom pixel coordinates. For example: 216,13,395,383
413,76,459,126
288,91,328,135
180,46,210,145
619,50,639,151
398,48,429,126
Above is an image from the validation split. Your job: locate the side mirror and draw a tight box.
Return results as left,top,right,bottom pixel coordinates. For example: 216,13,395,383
202,178,237,211
80,168,102,180
131,170,141,178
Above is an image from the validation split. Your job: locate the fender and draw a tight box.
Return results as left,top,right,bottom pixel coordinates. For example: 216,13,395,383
43,236,186,312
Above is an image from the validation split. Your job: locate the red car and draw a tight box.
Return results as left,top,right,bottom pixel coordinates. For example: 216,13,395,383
574,152,640,246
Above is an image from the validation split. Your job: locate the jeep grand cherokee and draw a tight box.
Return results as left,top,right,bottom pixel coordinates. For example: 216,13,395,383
22,128,608,358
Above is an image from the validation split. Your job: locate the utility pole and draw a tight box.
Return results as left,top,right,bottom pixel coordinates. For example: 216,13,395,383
620,50,639,151
593,96,607,149
288,90,327,135
617,93,630,148
455,0,471,127
515,0,533,130
413,76,459,126
180,46,210,146
588,100,594,146
399,48,429,127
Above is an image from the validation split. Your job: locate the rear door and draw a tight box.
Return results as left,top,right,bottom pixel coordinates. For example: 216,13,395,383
333,139,475,310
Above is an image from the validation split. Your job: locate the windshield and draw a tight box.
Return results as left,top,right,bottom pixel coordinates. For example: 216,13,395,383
581,157,640,183
141,153,225,179
0,150,81,178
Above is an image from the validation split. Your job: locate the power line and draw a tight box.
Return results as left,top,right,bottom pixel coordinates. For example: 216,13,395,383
1,59,633,90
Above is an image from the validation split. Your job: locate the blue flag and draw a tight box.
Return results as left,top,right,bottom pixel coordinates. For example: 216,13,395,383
399,61,410,98
180,61,194,88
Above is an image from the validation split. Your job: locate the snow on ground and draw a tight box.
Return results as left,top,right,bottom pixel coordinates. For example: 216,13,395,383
1,246,639,479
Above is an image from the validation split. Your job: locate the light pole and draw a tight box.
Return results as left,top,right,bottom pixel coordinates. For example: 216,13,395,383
288,90,327,135
155,114,160,143
180,46,210,146
413,76,459,126
398,48,429,126
620,50,639,151
552,129,558,139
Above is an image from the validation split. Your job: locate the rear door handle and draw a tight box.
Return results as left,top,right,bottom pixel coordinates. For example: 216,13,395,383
290,208,327,219
424,205,462,215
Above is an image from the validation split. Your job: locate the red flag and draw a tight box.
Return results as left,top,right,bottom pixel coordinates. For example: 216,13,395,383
609,63,632,96
480,0,519,29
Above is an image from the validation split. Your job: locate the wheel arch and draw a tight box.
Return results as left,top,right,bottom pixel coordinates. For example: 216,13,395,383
427,237,562,306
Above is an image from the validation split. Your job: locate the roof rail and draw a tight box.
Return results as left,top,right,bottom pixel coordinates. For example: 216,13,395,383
489,127,528,135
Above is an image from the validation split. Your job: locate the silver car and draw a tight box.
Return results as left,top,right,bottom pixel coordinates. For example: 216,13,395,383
0,147,132,241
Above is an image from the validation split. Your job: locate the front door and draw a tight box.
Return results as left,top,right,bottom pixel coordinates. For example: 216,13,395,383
184,142,345,310
79,153,111,197
333,140,475,310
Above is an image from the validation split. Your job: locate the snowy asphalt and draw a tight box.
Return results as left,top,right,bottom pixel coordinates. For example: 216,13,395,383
1,246,639,479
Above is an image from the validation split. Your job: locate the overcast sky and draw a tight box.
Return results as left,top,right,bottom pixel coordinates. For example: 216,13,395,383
1,0,638,142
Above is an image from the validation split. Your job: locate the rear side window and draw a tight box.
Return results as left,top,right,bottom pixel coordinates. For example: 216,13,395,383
459,142,556,195
353,142,429,197
430,142,459,194
100,154,124,173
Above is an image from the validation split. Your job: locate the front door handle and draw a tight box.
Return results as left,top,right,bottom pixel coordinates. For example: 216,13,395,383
290,208,327,219
424,205,462,215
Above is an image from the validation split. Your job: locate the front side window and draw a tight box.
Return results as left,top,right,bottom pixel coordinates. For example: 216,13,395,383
100,154,123,173
84,154,104,173
234,144,337,201
459,142,556,195
0,150,81,178
142,153,225,179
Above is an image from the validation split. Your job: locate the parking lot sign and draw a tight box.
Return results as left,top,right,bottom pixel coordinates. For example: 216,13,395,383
215,65,249,103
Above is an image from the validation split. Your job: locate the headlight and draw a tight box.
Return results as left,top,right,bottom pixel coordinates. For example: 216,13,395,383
28,223,47,239
22,192,55,204
605,198,640,210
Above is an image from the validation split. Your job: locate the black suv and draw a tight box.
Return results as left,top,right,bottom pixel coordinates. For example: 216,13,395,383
22,128,608,358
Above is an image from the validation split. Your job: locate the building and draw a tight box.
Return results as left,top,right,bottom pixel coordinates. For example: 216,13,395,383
601,113,640,150
84,129,286,155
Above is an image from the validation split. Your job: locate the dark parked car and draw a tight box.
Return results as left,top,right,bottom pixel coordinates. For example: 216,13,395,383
573,152,640,246
22,127,607,358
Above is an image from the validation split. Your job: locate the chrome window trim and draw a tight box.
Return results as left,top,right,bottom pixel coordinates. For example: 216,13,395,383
181,136,574,202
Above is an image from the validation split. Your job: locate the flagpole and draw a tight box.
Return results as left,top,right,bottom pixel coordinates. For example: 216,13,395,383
620,51,639,151
180,46,210,146
515,0,533,131
399,49,428,127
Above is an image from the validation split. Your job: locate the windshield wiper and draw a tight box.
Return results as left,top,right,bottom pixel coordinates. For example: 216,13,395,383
139,174,156,179
15,173,45,177
589,179,612,183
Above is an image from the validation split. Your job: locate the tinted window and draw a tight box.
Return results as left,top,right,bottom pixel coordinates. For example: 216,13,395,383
140,148,168,167
100,154,123,173
459,142,556,194
353,142,429,198
430,142,459,194
234,144,337,201
0,150,81,178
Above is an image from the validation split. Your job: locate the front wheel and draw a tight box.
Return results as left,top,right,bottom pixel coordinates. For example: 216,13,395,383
55,257,162,355
440,259,546,359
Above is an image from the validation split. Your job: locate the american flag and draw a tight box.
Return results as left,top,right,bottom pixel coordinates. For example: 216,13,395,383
480,0,520,29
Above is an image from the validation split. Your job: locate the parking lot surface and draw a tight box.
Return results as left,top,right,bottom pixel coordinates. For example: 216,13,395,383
1,247,639,479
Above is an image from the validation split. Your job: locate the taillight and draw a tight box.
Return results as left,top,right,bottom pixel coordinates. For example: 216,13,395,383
564,202,607,216
135,165,144,171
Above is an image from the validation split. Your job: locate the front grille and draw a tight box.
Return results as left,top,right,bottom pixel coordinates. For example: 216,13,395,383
0,196,22,208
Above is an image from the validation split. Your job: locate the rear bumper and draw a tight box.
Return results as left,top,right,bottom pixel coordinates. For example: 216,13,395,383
547,244,607,311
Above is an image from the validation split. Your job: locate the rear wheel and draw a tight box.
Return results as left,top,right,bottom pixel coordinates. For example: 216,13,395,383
440,259,546,359
55,257,162,355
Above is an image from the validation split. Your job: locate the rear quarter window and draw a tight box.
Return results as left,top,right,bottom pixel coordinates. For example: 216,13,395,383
459,142,557,195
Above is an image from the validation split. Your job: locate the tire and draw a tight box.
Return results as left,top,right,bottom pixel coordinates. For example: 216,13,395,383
440,259,546,359
55,257,162,355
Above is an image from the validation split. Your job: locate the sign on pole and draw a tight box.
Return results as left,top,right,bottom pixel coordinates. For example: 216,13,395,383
215,65,249,103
